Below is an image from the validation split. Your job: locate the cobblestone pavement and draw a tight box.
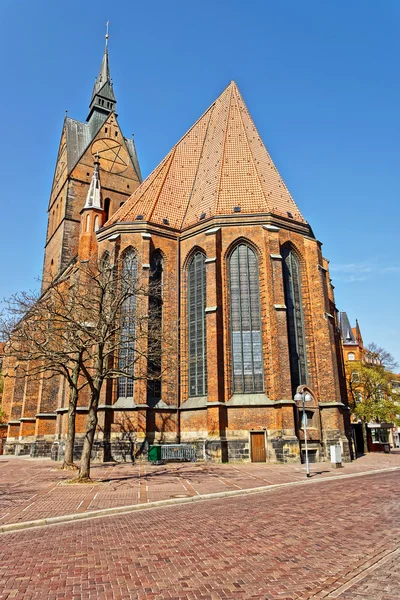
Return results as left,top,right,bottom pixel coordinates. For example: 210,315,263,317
0,469,400,599
1,453,400,527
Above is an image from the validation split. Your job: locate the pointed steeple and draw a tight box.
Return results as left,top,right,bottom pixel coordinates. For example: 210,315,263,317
84,154,102,209
87,23,117,134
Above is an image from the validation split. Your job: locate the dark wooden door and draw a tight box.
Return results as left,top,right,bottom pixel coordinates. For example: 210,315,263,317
251,432,266,462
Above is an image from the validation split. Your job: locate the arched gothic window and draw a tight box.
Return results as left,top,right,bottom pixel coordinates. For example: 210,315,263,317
147,251,163,406
281,245,308,394
229,244,263,393
104,198,111,222
118,249,138,398
188,252,207,397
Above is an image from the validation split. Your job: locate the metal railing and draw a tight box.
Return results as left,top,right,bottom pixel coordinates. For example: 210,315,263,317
160,444,197,462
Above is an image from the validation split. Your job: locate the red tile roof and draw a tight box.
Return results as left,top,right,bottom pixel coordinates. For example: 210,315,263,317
107,81,306,230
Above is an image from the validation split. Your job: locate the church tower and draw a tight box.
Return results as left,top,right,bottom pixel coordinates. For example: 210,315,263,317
42,31,142,287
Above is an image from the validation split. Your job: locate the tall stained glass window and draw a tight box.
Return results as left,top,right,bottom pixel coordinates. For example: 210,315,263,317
188,252,207,397
147,251,163,406
281,245,308,394
118,249,137,398
229,244,263,393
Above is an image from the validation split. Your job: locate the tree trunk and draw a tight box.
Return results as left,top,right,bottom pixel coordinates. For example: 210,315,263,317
61,362,80,470
76,390,100,481
62,384,78,469
362,419,369,453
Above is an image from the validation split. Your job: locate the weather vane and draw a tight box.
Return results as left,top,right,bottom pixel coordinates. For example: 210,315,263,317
105,21,109,46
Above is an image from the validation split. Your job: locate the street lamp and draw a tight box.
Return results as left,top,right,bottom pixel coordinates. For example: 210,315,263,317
294,389,313,478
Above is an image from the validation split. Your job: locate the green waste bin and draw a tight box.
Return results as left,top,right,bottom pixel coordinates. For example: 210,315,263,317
148,445,161,462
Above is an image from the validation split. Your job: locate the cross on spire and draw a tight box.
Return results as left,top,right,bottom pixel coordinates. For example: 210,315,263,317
105,21,109,47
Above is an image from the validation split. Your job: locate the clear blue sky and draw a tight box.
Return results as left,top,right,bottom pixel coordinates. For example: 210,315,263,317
1,0,399,366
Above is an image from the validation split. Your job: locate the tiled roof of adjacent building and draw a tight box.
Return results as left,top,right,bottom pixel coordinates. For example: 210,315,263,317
106,81,307,230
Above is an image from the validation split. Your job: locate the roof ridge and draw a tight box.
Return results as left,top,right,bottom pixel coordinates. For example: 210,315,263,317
214,82,234,216
105,150,174,226
148,148,177,222
170,81,235,154
179,104,215,229
234,83,271,213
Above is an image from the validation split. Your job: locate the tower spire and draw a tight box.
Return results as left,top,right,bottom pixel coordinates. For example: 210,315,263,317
87,23,116,132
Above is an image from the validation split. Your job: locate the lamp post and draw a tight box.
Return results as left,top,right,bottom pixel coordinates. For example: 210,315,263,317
294,390,313,478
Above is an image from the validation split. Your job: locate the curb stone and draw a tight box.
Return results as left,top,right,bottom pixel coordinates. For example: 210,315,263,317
1,465,399,534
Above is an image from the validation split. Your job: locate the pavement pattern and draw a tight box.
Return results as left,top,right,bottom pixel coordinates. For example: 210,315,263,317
1,453,400,527
0,468,400,599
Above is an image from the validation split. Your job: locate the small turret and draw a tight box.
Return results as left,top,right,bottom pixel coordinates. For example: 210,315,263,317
78,154,105,261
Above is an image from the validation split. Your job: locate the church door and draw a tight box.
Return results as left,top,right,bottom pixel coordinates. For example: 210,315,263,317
251,432,266,462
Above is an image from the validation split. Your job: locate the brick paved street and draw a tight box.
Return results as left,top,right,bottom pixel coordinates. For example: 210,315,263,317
0,470,399,599
0,460,400,598
1,453,400,527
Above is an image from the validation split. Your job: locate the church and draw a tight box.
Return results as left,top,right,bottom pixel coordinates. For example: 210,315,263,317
1,37,351,463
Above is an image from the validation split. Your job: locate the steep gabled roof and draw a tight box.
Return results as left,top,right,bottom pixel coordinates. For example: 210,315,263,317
107,81,306,230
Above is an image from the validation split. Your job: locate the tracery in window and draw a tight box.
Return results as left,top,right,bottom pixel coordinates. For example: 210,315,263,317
118,249,137,398
188,251,207,397
229,244,263,393
281,245,308,394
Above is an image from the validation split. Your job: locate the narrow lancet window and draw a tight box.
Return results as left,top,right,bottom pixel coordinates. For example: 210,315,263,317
118,249,138,398
147,251,163,406
188,252,207,397
229,244,263,393
281,245,308,393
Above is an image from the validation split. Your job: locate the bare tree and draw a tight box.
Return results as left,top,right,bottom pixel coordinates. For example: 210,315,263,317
1,288,87,469
365,343,398,372
69,253,174,481
1,250,176,481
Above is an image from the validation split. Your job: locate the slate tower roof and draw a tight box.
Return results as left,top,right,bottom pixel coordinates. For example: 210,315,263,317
87,34,117,135
107,81,307,231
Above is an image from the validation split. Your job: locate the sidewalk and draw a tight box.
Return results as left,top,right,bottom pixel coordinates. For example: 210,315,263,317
1,453,400,528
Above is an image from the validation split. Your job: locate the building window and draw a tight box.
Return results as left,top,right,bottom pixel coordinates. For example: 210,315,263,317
300,410,315,428
118,249,138,398
229,244,263,394
348,352,355,361
94,215,99,231
188,251,207,397
147,251,163,406
370,428,390,444
104,198,111,222
281,245,307,394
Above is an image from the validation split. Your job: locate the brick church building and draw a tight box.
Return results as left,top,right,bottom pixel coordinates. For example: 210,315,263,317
1,38,351,463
